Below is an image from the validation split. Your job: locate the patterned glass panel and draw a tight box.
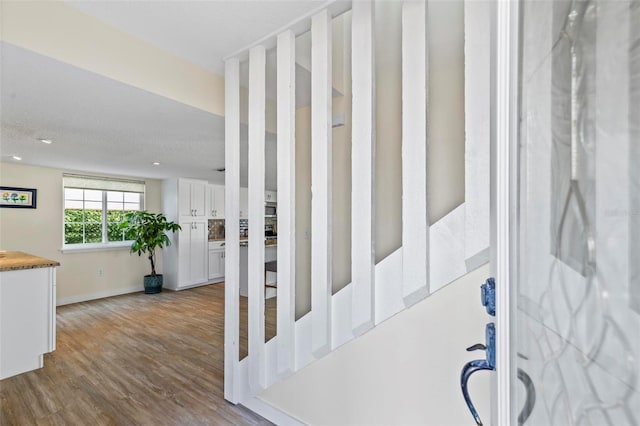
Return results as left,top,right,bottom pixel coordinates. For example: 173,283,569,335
516,1,640,424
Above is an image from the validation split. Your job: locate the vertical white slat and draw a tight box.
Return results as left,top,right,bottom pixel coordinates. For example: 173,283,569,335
464,0,491,271
276,29,296,376
223,57,241,403
351,0,376,335
311,9,332,357
248,45,266,391
493,0,519,423
401,0,429,306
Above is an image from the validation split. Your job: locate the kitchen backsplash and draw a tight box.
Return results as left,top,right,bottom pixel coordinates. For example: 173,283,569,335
208,219,225,241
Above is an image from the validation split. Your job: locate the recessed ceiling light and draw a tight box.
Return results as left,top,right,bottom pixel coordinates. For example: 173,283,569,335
38,139,53,144
12,156,22,161
152,162,161,166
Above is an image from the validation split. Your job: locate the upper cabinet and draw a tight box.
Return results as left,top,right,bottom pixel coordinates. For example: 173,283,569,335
162,178,207,222
178,179,207,218
207,184,225,219
265,190,277,203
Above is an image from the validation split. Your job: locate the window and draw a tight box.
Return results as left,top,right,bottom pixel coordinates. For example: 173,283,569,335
63,174,145,248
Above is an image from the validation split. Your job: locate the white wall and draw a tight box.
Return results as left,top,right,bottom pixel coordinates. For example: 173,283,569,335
428,0,465,223
0,162,163,304
259,264,492,425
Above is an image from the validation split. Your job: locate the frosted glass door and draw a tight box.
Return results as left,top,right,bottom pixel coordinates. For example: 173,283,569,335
515,1,640,424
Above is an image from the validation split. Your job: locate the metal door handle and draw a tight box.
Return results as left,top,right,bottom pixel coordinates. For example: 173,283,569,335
461,359,494,426
461,323,495,426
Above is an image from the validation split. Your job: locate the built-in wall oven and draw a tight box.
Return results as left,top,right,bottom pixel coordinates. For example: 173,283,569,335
265,202,277,217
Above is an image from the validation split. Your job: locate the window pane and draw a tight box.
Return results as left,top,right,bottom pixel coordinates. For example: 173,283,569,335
84,209,102,223
85,201,102,211
107,202,124,211
107,191,124,202
84,190,102,201
63,178,145,246
65,199,84,209
107,222,125,242
124,192,141,203
65,188,84,200
64,209,84,223
64,223,84,244
124,202,141,212
107,210,124,223
84,223,102,243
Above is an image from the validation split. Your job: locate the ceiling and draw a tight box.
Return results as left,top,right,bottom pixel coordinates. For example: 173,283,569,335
0,1,333,188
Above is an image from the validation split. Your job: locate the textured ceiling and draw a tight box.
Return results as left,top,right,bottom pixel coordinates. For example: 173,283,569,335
0,43,277,188
0,1,333,187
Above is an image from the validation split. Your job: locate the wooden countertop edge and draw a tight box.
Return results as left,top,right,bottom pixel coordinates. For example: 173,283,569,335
0,251,60,272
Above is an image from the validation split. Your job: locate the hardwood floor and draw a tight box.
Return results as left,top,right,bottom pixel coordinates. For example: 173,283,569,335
0,283,274,426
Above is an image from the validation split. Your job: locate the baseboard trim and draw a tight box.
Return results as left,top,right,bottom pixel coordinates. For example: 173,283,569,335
57,285,141,306
241,396,305,426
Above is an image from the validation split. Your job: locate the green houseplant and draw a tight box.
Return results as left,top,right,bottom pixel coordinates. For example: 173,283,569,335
119,211,181,294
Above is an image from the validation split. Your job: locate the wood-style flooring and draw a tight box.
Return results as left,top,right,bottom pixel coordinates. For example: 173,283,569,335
0,283,276,425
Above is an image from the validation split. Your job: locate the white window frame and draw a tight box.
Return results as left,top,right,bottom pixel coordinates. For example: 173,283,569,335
61,175,145,253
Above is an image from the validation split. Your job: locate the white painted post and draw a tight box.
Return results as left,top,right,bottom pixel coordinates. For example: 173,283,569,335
311,9,332,357
276,29,296,376
401,0,429,307
223,57,241,404
351,0,376,335
464,0,491,272
248,45,266,391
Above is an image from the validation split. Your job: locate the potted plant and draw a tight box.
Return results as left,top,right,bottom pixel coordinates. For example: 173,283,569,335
119,211,181,294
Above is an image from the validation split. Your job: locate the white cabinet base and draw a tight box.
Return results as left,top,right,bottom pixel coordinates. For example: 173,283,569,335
0,267,56,380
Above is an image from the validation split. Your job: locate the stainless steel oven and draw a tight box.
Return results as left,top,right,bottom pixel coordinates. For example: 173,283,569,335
265,202,277,217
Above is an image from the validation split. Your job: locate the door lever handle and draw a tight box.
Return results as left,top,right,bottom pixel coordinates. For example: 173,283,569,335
461,323,495,426
461,360,494,426
466,343,486,352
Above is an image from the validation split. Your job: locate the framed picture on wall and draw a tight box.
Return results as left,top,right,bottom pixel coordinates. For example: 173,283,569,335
0,187,37,209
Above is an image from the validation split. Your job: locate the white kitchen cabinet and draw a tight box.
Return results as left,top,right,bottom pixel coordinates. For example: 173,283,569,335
173,220,208,289
0,253,58,380
208,249,225,282
207,184,225,219
239,187,249,219
178,179,207,218
265,190,277,203
162,178,210,291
